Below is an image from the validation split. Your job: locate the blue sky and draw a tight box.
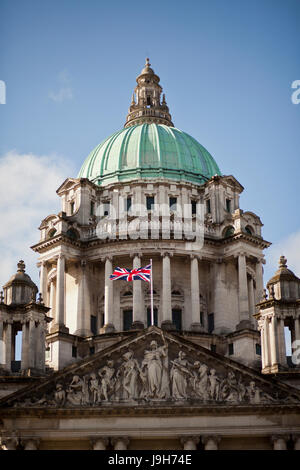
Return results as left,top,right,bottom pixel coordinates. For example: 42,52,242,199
0,0,300,288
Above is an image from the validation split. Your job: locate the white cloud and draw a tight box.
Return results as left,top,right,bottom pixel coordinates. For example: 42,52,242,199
0,151,74,290
49,69,73,103
265,230,300,281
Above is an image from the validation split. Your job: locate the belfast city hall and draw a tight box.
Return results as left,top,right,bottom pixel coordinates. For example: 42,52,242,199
0,59,300,451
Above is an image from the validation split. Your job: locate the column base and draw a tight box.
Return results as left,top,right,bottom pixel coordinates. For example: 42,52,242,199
100,323,115,334
50,323,69,334
73,328,93,337
131,321,144,330
190,323,204,332
161,320,176,331
235,320,253,331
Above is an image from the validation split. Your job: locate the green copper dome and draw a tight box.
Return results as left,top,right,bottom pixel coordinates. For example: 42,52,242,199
78,123,221,186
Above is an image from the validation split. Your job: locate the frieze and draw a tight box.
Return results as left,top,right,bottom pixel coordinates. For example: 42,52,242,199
9,330,296,409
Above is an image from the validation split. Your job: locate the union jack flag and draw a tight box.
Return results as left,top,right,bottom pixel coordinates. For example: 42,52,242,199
110,264,151,282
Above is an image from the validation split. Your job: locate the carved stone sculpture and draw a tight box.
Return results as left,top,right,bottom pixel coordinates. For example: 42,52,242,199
141,338,170,399
170,351,193,399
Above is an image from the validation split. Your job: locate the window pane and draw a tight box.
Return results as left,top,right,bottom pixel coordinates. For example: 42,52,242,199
90,315,97,335
172,309,182,331
169,197,177,210
191,200,197,215
146,196,155,211
147,308,158,327
208,313,214,333
123,309,133,331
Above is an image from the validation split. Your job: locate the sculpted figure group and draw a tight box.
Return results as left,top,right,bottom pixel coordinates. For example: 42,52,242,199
17,338,276,407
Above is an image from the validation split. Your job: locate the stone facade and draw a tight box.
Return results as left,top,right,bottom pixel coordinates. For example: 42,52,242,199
0,60,300,450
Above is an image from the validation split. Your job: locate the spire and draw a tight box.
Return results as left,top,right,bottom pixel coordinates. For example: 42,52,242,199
124,58,174,128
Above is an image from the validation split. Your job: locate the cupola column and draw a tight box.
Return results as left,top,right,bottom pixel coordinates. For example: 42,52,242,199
131,254,144,329
190,255,201,331
28,316,36,369
161,252,174,330
39,261,47,302
255,259,264,303
21,320,29,370
236,253,251,329
102,256,115,333
4,320,12,371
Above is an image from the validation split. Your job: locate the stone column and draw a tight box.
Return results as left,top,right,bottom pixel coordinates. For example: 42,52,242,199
49,280,55,312
255,259,264,304
0,319,4,367
262,316,271,371
4,321,12,371
190,256,201,331
236,253,251,329
132,254,144,329
21,319,29,370
271,435,288,450
180,436,199,450
91,437,109,450
39,261,47,302
248,277,255,321
269,314,279,371
277,317,287,367
161,253,174,330
28,317,36,369
22,438,40,450
53,254,68,333
294,315,300,343
203,436,220,450
75,260,92,336
36,321,45,371
1,437,18,450
112,437,130,450
102,257,115,333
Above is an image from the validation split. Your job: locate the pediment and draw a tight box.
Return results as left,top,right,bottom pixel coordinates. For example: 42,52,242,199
1,327,300,410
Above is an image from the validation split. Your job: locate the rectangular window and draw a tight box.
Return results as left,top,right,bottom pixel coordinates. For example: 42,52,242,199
172,309,182,331
146,196,155,211
90,315,97,335
226,199,231,212
169,197,177,211
123,309,133,331
103,202,110,216
211,344,217,353
126,197,132,212
191,200,197,215
228,343,234,355
206,199,211,214
147,307,158,327
72,346,77,358
70,201,75,214
89,347,95,355
255,343,262,356
90,201,95,216
200,311,204,326
208,313,214,333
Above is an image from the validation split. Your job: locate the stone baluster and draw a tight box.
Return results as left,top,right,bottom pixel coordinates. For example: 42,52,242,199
132,253,144,329
91,437,109,450
190,255,201,331
102,256,115,333
161,252,173,330
271,435,288,450
180,436,199,450
112,437,130,450
202,435,220,450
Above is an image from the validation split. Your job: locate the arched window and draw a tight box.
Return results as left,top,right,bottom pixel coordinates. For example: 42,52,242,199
245,225,253,235
48,228,57,238
66,228,79,240
223,226,235,238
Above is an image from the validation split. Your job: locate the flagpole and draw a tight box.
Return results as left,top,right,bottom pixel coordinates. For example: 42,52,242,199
150,258,154,326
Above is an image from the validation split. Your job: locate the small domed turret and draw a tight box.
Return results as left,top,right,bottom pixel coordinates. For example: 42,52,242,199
267,256,300,300
2,260,38,305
